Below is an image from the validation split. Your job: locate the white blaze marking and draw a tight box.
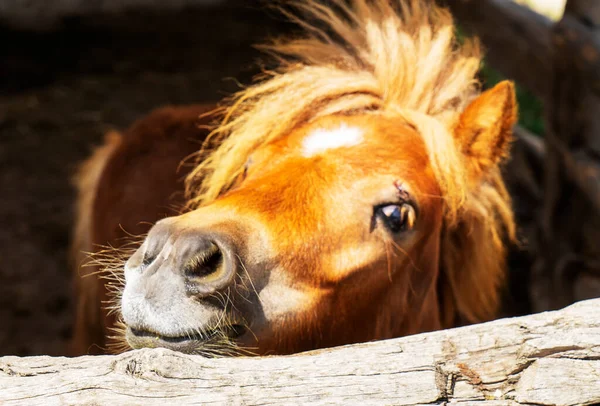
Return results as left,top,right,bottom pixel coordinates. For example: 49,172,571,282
302,124,364,157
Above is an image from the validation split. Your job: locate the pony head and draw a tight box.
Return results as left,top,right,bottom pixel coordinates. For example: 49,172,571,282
119,0,516,355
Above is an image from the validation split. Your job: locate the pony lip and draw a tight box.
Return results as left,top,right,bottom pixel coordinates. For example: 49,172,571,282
125,324,246,355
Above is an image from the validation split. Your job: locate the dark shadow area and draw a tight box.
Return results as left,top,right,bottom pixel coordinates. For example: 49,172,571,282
0,2,294,356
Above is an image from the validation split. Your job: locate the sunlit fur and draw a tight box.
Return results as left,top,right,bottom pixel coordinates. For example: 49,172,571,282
184,0,515,327
71,0,517,356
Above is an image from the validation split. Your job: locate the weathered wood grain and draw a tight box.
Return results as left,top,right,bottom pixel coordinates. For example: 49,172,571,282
1,299,599,405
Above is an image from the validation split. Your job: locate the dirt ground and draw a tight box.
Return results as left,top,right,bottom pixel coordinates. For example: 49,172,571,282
0,4,292,356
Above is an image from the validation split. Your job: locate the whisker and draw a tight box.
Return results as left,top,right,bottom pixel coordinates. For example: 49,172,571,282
388,239,422,274
237,255,261,303
385,239,393,283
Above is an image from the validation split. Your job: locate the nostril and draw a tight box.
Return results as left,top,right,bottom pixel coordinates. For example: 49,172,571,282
142,253,157,269
184,243,224,279
125,246,151,272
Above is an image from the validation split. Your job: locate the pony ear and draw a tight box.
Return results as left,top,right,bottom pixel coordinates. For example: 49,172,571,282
454,81,517,180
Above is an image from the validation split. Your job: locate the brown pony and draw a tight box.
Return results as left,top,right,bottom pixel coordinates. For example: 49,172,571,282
71,0,517,356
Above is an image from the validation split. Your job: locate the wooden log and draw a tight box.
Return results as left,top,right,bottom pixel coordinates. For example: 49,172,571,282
1,298,599,405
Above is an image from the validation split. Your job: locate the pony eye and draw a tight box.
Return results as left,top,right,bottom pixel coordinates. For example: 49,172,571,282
377,203,416,233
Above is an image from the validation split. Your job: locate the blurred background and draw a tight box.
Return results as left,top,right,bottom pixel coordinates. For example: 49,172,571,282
0,0,294,356
3,0,598,357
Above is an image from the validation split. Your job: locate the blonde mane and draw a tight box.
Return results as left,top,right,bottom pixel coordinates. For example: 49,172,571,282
185,0,514,326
